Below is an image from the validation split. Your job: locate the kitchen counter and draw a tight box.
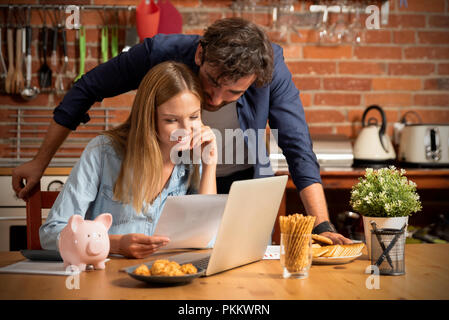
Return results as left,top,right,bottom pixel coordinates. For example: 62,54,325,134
0,244,448,300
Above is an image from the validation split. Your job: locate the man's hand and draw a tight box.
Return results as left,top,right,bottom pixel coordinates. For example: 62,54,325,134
115,233,170,259
12,159,47,200
320,232,353,245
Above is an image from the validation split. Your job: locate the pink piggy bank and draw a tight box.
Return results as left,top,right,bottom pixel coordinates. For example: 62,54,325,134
59,213,112,271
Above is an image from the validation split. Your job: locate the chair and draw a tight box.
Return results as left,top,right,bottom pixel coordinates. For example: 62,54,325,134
26,181,59,250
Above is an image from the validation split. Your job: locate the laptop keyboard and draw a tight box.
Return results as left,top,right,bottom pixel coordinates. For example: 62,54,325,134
191,256,211,270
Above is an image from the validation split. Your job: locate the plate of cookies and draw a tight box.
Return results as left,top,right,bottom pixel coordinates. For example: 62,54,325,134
311,234,365,265
126,259,205,284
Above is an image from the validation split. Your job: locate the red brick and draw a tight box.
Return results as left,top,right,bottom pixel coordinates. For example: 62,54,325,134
364,30,392,44
336,124,362,139
423,78,449,90
418,31,449,44
290,30,320,44
365,93,413,107
354,46,402,60
102,92,136,108
414,94,449,106
428,15,449,28
305,110,345,123
314,93,361,106
438,63,449,75
348,109,399,124
0,94,49,106
281,45,302,59
303,46,352,59
171,0,200,7
397,0,445,12
308,126,334,135
338,62,386,75
372,78,422,91
389,63,435,76
404,47,449,60
300,93,312,107
393,31,416,44
323,78,372,91
202,0,233,7
401,109,449,123
287,61,337,75
293,77,321,90
387,14,426,28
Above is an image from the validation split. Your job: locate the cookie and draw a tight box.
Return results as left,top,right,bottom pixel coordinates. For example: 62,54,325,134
312,234,333,245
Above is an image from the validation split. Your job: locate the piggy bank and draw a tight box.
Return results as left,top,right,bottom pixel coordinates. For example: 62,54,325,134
59,213,112,271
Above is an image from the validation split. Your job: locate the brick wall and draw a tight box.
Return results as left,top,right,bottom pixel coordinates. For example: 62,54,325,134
0,0,448,163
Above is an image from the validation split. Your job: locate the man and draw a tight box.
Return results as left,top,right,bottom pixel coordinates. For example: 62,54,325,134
12,18,351,245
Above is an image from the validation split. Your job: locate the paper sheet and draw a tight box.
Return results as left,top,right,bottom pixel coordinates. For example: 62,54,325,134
263,245,280,260
0,259,110,276
153,194,228,249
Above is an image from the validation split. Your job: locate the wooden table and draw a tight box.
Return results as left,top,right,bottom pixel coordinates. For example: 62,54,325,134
0,244,448,300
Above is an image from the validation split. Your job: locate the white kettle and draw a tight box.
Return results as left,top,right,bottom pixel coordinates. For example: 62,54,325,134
353,105,396,167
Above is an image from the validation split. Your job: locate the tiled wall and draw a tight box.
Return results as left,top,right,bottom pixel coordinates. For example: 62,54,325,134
0,0,448,163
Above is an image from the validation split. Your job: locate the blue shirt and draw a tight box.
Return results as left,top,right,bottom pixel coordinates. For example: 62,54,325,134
53,34,321,192
39,135,199,250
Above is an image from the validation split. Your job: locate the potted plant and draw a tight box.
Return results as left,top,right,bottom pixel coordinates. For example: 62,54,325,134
350,166,422,256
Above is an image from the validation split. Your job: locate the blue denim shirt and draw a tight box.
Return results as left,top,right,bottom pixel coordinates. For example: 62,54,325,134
39,135,199,250
53,34,321,192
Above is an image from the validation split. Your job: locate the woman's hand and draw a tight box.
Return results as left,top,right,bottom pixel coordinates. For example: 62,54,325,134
191,124,218,166
110,233,170,259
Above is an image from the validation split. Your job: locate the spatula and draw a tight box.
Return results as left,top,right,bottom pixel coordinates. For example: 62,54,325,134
74,26,86,82
38,17,52,88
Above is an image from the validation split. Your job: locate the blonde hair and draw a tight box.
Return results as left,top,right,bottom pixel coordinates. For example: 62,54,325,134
103,61,202,213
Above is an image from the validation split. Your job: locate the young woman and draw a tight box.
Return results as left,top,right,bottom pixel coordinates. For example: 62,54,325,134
40,61,217,259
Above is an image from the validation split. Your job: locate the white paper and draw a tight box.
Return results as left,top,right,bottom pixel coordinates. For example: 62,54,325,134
0,259,110,276
263,245,280,260
153,194,228,249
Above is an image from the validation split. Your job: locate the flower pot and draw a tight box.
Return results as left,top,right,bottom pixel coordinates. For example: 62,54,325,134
362,215,409,257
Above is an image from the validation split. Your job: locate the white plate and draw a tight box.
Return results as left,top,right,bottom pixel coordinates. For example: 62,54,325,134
313,252,362,265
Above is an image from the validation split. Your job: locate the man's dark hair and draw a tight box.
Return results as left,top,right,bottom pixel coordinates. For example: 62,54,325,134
200,17,274,87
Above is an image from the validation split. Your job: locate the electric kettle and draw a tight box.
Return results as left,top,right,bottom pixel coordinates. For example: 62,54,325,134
353,105,396,167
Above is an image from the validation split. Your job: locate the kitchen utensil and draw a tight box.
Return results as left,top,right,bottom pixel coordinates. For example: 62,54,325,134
110,25,119,58
101,25,108,63
11,27,24,94
158,0,182,34
55,26,68,95
38,10,52,88
122,7,140,52
21,24,40,101
5,26,14,93
74,26,86,82
399,123,449,167
136,0,160,41
353,105,396,167
50,24,58,77
0,26,8,93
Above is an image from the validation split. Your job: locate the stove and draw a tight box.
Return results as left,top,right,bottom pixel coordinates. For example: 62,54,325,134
0,175,68,251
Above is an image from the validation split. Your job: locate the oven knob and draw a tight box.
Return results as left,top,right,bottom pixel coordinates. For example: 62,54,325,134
47,180,65,192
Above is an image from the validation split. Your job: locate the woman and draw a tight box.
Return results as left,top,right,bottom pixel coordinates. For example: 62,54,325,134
40,61,217,258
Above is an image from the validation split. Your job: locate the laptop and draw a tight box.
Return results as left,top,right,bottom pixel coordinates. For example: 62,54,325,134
165,175,288,276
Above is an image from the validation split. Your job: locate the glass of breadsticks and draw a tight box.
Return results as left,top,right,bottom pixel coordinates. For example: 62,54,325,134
279,214,316,279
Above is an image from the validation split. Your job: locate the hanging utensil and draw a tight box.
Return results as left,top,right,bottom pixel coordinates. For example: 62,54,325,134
101,25,108,63
5,7,14,94
38,9,52,88
55,7,68,95
21,7,39,101
74,25,86,82
122,7,139,52
110,9,119,58
50,12,59,81
12,22,24,94
0,26,8,93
